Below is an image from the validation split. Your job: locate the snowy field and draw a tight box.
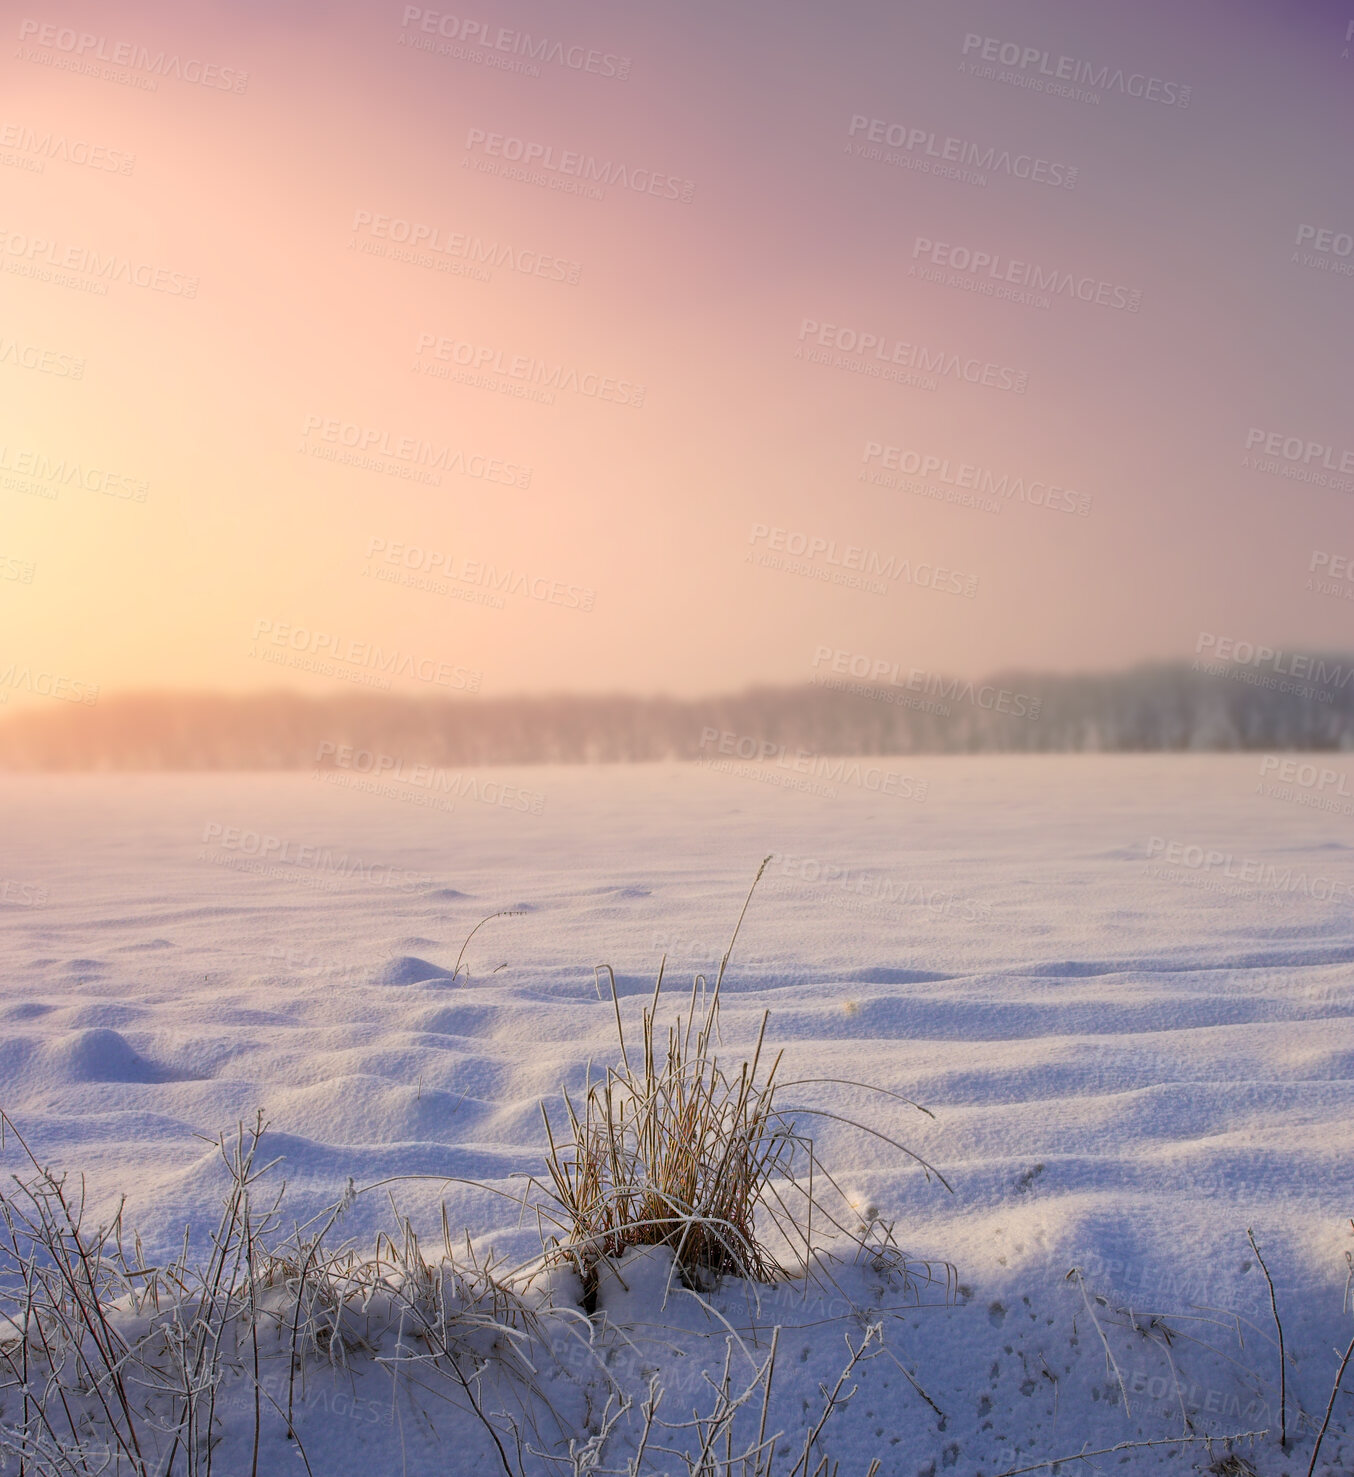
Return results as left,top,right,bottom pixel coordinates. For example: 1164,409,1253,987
2,755,1353,1475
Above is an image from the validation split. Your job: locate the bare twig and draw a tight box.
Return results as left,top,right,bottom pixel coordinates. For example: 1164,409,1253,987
1307,1329,1354,1477
1246,1227,1286,1449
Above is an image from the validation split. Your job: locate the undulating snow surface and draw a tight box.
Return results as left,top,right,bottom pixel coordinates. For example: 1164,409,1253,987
2,756,1352,1474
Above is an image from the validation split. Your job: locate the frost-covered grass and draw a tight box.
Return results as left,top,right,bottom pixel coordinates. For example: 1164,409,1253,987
0,914,957,1477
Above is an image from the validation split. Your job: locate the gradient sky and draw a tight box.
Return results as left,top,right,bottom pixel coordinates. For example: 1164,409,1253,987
3,0,1353,708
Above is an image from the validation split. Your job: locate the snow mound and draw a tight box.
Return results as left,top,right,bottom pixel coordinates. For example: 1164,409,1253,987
375,956,456,986
43,1028,163,1084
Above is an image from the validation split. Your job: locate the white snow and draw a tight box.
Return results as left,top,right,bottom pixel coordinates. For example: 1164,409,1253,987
1,755,1352,1474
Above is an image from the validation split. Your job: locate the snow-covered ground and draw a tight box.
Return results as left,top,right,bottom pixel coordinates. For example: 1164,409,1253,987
2,755,1352,1475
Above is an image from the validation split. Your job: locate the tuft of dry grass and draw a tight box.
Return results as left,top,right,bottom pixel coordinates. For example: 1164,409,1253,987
528,858,951,1302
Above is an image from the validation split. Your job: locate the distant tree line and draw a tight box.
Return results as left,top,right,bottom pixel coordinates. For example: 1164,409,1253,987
2,659,1353,769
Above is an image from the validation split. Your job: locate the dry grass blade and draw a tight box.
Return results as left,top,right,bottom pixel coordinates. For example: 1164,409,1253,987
453,909,525,982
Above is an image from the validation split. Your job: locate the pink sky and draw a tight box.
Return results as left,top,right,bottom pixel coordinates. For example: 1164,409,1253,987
3,0,1353,709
